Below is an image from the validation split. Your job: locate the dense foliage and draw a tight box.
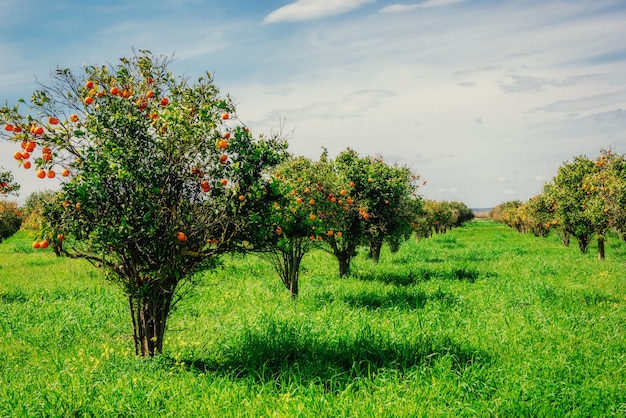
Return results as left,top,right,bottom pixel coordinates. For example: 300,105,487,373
0,51,287,356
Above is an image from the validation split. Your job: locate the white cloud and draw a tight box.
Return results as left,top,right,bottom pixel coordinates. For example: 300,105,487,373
263,0,376,24
380,0,465,14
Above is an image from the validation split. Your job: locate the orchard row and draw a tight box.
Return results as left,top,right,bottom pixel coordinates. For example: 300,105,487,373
491,149,622,260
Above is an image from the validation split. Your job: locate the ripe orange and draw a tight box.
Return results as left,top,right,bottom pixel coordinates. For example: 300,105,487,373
23,161,31,169
57,234,65,242
218,139,228,149
61,169,70,177
47,170,56,178
21,151,30,160
75,202,81,210
3,124,13,131
12,126,22,133
309,214,316,221
33,126,44,135
42,153,52,162
32,241,41,249
83,97,93,105
176,231,188,243
340,189,346,195
13,152,22,161
238,195,245,201
335,231,342,237
219,154,228,164
221,113,229,120
70,114,79,122
160,97,169,106
276,227,282,235
110,86,119,95
48,117,59,125
309,199,315,205
220,178,228,186
86,80,94,89
40,240,49,249
146,90,155,98
36,170,46,178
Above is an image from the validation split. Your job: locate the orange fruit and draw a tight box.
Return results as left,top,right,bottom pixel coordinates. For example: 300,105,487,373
13,152,22,160
61,169,70,177
47,170,56,178
218,139,228,149
3,124,13,131
23,161,31,169
160,97,169,106
221,113,229,120
36,170,46,179
176,231,187,243
70,114,79,122
83,97,93,105
110,86,119,95
146,90,155,98
40,240,49,249
86,80,94,89
32,241,41,249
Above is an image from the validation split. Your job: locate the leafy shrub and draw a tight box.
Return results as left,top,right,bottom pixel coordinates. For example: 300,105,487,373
0,201,22,242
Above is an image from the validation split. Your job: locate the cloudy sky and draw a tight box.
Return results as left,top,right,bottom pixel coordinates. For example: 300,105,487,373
1,0,625,207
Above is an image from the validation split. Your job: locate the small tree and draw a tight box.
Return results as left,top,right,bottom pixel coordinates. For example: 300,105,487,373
335,149,420,262
0,167,20,197
1,51,286,356
0,201,22,242
248,156,321,298
547,156,597,254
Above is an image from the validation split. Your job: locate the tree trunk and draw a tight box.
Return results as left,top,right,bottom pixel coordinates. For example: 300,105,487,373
577,234,591,254
283,255,301,299
388,237,401,253
561,231,570,247
276,245,303,299
369,236,383,263
338,253,351,277
128,286,175,357
598,235,605,260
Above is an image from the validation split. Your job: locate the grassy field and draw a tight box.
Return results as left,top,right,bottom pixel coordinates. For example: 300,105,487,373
1,220,625,417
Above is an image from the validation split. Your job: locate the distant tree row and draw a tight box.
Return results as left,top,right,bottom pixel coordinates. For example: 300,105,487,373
491,149,624,260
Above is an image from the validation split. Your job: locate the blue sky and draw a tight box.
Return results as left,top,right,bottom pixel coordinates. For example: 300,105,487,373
1,0,625,207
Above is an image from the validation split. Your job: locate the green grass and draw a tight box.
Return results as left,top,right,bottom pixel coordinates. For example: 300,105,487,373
1,220,625,417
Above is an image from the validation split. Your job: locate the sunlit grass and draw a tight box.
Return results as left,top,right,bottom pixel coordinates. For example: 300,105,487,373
1,220,625,416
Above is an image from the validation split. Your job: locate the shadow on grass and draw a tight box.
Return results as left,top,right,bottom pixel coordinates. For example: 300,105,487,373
167,319,491,388
354,266,486,286
316,287,459,310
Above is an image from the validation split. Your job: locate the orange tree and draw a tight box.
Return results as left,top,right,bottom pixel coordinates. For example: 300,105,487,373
519,194,555,237
0,51,286,356
335,149,420,262
544,156,597,254
584,149,625,259
0,167,20,196
247,156,322,298
0,201,22,243
309,152,361,277
247,151,361,295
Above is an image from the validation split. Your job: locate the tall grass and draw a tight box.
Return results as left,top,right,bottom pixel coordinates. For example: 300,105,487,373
1,220,625,416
